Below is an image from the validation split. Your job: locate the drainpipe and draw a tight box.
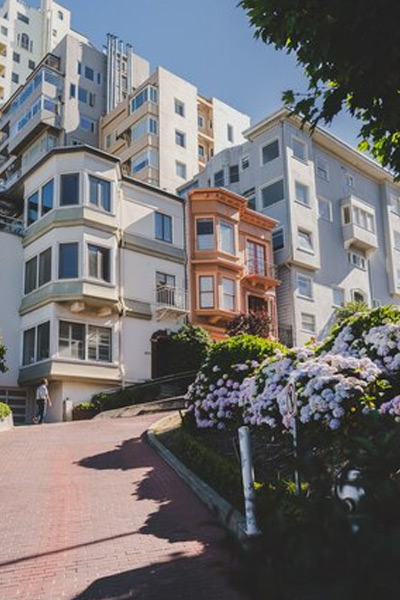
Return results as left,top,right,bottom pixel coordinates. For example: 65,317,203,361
280,120,297,346
117,175,126,388
118,39,124,106
106,34,111,113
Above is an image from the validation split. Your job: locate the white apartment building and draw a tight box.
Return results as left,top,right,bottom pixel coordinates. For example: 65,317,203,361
179,108,400,347
0,145,187,423
100,66,250,193
0,0,71,103
0,32,149,190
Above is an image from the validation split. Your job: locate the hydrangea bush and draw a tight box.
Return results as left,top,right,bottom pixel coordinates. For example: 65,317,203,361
185,335,286,430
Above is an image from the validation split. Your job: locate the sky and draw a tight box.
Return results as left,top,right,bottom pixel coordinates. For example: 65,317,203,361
40,0,361,147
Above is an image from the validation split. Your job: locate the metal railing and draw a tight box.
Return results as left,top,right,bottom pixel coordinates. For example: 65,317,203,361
0,214,24,236
244,259,277,279
155,285,187,310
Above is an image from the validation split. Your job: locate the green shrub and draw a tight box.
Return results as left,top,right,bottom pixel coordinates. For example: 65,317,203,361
227,311,272,337
92,382,161,412
0,402,11,420
74,401,98,412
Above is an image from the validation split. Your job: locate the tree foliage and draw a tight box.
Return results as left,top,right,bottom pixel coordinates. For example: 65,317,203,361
334,300,369,325
240,0,400,177
227,310,272,337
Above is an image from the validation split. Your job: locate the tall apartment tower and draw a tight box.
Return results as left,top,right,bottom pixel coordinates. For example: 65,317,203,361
0,0,72,103
180,108,400,347
100,66,250,193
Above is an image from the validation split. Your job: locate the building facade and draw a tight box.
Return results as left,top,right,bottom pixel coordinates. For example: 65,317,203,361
0,145,187,423
0,0,72,103
180,109,400,347
100,66,250,193
187,188,279,340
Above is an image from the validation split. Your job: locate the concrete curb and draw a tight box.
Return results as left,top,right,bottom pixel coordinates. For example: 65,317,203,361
94,396,186,420
147,412,248,545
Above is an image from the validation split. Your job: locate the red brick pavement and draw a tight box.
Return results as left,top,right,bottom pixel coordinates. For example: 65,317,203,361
0,415,245,600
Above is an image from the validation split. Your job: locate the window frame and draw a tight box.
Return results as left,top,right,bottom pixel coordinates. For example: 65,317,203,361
316,156,329,181
219,220,235,255
175,129,186,148
297,229,314,254
87,243,111,283
60,173,80,207
301,312,316,333
175,161,187,180
196,217,215,251
241,155,250,170
318,197,332,222
296,273,313,300
221,277,236,311
58,242,79,280
272,227,285,252
332,286,345,308
155,212,173,244
174,98,185,117
198,275,215,309
214,169,225,187
292,136,308,163
58,320,86,361
260,178,285,209
294,181,310,207
261,138,280,165
88,175,111,213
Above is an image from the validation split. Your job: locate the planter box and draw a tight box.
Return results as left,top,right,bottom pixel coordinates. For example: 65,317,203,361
0,413,13,432
72,409,99,421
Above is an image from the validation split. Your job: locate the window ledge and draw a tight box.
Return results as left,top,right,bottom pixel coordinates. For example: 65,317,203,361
294,200,312,209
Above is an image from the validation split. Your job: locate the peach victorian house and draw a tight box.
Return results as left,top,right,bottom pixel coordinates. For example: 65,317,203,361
187,188,279,340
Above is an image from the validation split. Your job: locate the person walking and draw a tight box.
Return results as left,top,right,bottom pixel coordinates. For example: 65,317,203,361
33,379,51,424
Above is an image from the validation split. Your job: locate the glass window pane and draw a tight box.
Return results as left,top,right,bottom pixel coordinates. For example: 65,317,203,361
38,248,51,287
197,219,214,250
41,179,54,215
59,243,78,279
295,182,309,206
37,322,50,361
25,256,37,294
262,140,279,164
60,174,79,206
293,138,307,161
261,180,284,208
220,221,234,254
23,328,35,365
27,191,39,226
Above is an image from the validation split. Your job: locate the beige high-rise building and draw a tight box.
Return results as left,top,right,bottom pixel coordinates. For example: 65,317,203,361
100,66,250,193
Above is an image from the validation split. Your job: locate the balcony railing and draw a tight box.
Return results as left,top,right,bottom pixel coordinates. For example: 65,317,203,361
156,285,187,310
243,259,277,279
0,214,24,236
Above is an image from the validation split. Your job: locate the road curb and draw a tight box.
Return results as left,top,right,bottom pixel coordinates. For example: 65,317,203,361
147,412,248,545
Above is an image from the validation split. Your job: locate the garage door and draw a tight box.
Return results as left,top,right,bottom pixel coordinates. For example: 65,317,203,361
0,388,28,425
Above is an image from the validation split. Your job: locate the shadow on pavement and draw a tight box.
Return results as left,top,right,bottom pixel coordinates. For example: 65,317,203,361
75,433,244,599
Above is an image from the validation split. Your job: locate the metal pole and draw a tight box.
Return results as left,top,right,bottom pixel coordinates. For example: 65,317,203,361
238,426,261,536
287,381,301,496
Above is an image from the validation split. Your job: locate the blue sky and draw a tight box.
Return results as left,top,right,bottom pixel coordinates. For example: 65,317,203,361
46,0,361,146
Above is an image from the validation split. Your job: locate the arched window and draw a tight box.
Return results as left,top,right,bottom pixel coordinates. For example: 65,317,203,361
20,33,29,51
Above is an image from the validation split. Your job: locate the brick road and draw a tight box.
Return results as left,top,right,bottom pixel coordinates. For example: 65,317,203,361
0,415,245,600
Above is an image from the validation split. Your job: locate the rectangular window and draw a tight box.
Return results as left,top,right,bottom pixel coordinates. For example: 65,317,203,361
23,328,35,365
38,248,52,287
59,243,78,279
175,130,186,147
316,157,329,181
149,117,158,135
132,149,158,173
89,176,111,212
155,212,172,243
198,144,205,158
199,276,214,308
77,61,82,75
131,117,158,141
29,59,35,70
348,252,366,270
227,124,234,142
88,326,112,362
80,117,96,133
196,219,214,250
97,73,102,85
70,83,76,98
1,26,8,36
333,287,345,307
41,179,54,215
262,139,279,164
12,72,19,84
17,12,29,24
27,191,39,226
241,155,250,170
174,98,185,117
24,256,37,294
13,52,20,63
261,179,284,208
297,273,313,299
59,321,85,360
214,169,224,187
78,86,88,103
352,205,375,232
60,174,79,206
295,181,310,206
293,138,307,162
247,241,266,275
229,165,239,184
131,86,158,112
301,313,316,333
394,232,400,251
36,322,50,362
85,66,94,81
219,221,235,254
176,161,187,179
272,228,284,251
221,278,235,311
298,229,313,253
198,115,204,128
88,244,110,282
318,197,332,221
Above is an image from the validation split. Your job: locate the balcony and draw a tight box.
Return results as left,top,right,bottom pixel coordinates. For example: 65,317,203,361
341,197,378,254
154,286,188,320
242,259,279,289
0,213,24,236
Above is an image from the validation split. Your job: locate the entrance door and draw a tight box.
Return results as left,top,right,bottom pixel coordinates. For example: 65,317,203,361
0,389,28,424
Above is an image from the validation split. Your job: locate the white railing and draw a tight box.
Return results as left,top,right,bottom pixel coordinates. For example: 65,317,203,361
155,285,187,310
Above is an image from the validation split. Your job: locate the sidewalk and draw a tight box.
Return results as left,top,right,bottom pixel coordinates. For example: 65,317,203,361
0,415,244,600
